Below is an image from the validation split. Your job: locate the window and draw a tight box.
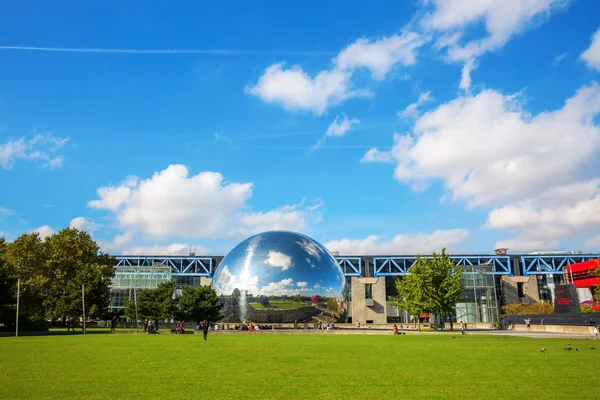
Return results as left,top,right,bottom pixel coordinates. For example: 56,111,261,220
365,283,373,300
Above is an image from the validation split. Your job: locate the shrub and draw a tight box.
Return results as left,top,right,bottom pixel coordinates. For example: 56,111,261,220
581,305,595,313
501,303,527,317
524,302,554,314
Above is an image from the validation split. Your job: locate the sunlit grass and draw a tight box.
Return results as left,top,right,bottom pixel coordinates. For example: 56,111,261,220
0,333,597,399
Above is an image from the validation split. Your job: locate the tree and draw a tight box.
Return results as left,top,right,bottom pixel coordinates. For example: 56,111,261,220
392,260,430,331
424,249,464,328
41,228,115,327
392,249,464,331
125,280,175,329
176,285,222,324
0,238,17,329
5,233,48,329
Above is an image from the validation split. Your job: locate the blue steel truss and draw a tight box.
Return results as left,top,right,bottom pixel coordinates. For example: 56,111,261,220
335,257,362,276
374,255,512,277
114,256,214,277
521,254,600,276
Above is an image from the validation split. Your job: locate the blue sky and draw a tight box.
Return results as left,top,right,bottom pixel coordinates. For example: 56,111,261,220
1,0,600,255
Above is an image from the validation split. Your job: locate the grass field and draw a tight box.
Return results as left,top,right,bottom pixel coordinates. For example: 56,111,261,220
250,300,306,310
1,333,598,399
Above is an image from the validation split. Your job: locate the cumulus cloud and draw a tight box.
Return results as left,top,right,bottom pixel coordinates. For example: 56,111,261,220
486,180,600,248
581,27,600,71
297,281,308,288
0,206,14,216
584,234,600,249
88,165,320,240
421,0,569,89
0,133,69,169
399,91,432,119
30,225,54,240
122,242,211,255
69,217,98,232
246,32,426,114
313,115,360,150
363,83,600,208
264,250,293,271
334,32,427,80
493,238,558,252
325,229,470,255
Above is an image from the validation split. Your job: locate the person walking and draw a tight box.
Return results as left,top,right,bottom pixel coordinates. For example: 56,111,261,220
594,325,598,341
202,320,209,341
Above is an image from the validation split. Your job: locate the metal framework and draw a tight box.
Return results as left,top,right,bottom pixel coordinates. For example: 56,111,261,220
374,255,512,276
112,253,600,278
521,254,600,276
114,256,214,277
335,257,362,276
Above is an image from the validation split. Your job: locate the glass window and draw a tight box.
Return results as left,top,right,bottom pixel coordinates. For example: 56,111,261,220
365,283,373,300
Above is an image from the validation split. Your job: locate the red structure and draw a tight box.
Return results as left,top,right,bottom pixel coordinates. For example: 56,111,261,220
566,259,600,311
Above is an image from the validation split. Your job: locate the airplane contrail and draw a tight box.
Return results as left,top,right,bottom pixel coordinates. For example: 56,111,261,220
0,45,335,56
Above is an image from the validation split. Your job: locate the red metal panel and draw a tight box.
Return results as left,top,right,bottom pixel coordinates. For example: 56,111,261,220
566,259,600,288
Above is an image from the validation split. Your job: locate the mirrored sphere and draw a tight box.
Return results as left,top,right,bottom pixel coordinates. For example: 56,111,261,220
212,231,347,323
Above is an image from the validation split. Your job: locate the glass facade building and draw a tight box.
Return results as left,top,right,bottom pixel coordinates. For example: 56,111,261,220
454,264,499,323
109,265,172,313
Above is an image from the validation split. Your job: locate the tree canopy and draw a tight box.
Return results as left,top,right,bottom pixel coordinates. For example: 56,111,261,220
125,281,176,327
176,285,221,324
392,248,464,330
0,228,114,331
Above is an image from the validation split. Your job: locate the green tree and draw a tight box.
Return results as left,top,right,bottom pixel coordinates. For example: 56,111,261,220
392,260,430,331
392,249,464,331
5,233,48,329
125,280,176,329
176,285,221,324
0,237,17,329
41,228,114,327
424,249,464,328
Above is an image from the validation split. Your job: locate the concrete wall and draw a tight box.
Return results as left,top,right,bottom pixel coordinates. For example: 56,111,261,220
350,277,387,324
501,275,540,304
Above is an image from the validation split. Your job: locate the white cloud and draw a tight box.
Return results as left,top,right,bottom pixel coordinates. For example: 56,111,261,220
245,64,356,115
421,0,569,90
313,115,360,150
297,281,308,288
334,32,427,80
325,115,360,137
69,217,98,232
0,133,69,169
264,250,293,271
296,239,322,260
584,234,600,249
325,229,470,255
553,52,568,66
30,225,54,240
247,33,426,114
121,242,211,255
486,180,600,246
360,148,395,164
0,206,14,216
581,27,600,71
88,165,320,240
363,83,600,208
399,91,432,119
493,238,558,252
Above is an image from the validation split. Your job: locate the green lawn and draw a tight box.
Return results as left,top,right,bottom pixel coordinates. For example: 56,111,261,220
250,300,307,310
0,333,598,399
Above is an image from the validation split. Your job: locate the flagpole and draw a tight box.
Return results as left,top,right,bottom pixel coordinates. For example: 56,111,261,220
15,278,20,337
82,284,86,335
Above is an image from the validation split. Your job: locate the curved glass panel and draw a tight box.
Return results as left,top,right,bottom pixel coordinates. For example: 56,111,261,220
212,231,347,323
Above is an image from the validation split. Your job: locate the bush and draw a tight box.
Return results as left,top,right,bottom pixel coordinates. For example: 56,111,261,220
581,305,595,313
501,303,527,317
524,302,554,314
502,302,554,317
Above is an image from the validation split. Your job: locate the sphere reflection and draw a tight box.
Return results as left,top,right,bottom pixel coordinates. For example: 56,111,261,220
212,231,347,323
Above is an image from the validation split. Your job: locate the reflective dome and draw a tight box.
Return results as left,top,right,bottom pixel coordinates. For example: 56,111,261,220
212,231,347,323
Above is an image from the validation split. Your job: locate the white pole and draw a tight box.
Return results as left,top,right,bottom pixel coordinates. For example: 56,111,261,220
15,278,20,338
82,284,86,335
134,288,139,332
